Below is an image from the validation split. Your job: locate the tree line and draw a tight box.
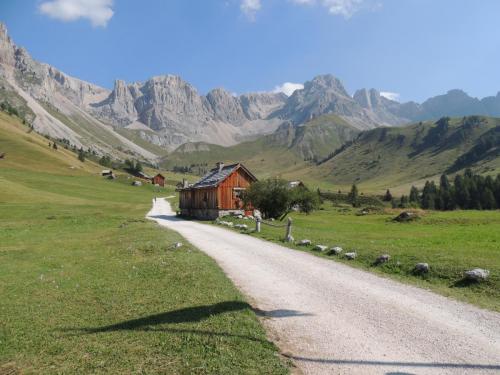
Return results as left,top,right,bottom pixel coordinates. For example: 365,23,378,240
406,169,500,210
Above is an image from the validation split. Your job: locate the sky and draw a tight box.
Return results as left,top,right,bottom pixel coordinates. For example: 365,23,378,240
1,0,499,102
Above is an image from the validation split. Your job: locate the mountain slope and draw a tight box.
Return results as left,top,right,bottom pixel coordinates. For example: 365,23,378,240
161,114,360,176
0,24,158,160
304,116,500,191
0,111,100,175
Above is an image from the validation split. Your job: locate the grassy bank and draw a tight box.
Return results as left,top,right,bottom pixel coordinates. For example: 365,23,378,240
217,206,500,312
0,115,288,374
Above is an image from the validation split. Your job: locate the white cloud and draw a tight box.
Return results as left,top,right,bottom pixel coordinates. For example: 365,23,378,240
38,0,114,27
241,0,262,20
273,82,304,96
380,91,400,102
291,0,377,19
322,0,363,18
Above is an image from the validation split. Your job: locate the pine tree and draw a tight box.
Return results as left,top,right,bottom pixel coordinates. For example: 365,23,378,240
481,188,496,210
399,195,409,208
78,148,85,162
438,174,453,210
348,184,359,207
383,189,393,202
421,181,437,209
391,199,398,209
409,186,419,204
494,175,500,208
454,175,469,209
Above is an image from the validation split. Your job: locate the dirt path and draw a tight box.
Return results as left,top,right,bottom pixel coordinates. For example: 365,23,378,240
147,198,500,375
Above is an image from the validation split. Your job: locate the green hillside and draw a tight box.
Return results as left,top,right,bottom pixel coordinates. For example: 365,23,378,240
0,113,287,374
301,116,500,193
161,114,359,178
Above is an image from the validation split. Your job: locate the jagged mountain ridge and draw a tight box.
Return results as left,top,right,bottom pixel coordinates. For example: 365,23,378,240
3,22,500,161
353,87,500,124
90,76,288,148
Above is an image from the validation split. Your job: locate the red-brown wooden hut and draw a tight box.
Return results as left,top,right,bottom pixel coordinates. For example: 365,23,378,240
178,162,257,219
152,173,165,187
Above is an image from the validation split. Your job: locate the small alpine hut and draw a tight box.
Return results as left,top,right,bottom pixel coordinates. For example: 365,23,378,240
179,162,257,219
152,173,165,187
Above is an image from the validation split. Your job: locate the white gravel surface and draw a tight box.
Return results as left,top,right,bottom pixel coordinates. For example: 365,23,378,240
148,198,500,375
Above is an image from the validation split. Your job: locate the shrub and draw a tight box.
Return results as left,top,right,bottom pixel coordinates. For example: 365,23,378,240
243,178,320,219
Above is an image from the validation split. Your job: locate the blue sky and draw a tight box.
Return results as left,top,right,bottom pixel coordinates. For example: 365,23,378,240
1,0,499,102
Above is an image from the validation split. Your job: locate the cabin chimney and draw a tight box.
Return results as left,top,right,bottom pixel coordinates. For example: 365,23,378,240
216,162,224,172
182,178,189,188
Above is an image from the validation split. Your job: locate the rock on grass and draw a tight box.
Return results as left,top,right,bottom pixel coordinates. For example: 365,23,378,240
313,245,328,252
328,246,343,255
464,268,490,282
414,262,430,273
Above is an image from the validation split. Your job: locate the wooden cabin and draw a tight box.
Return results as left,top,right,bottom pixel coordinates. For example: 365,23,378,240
179,162,257,219
152,173,165,187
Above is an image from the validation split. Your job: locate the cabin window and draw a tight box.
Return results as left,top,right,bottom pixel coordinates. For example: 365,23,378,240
233,188,245,200
203,192,208,202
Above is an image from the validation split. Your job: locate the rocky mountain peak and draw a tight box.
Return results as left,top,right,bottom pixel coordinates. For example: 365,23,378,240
445,89,471,98
0,23,9,41
206,87,246,124
305,74,350,97
353,88,389,109
0,22,16,66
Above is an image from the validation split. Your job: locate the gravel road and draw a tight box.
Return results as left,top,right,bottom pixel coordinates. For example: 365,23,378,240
148,198,500,375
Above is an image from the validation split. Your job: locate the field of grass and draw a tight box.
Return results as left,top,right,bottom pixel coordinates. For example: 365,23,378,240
217,205,500,312
0,114,288,374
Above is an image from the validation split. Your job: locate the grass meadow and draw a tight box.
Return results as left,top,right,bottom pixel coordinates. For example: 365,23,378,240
0,114,288,374
218,205,500,312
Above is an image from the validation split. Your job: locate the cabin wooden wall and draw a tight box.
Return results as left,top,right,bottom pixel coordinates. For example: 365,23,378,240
217,168,253,210
180,188,217,209
153,176,165,186
179,166,256,211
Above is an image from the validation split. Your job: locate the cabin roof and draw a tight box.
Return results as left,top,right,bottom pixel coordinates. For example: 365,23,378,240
154,173,165,179
187,163,256,190
137,171,153,179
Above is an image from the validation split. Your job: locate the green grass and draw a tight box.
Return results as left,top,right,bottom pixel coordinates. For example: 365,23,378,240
0,115,288,374
217,205,500,312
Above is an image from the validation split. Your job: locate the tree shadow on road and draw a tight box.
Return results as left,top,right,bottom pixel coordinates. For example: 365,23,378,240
284,354,500,371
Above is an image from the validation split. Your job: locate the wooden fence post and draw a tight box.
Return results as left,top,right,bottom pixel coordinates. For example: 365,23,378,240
285,217,293,242
256,217,261,233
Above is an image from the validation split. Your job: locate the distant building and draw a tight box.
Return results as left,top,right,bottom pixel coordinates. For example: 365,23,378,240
288,180,305,188
136,171,153,182
178,162,257,220
152,173,165,187
101,169,116,179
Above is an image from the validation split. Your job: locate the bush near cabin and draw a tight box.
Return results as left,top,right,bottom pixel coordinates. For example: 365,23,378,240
243,178,320,219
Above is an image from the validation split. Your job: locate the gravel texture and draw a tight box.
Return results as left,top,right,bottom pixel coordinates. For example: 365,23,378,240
148,199,500,375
